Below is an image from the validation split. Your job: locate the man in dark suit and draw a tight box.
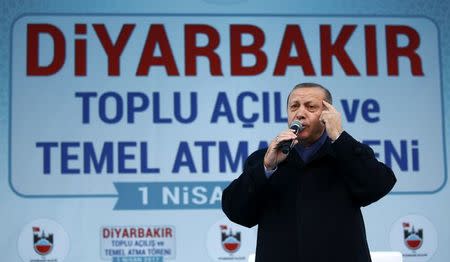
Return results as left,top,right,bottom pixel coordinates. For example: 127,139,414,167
221,83,396,262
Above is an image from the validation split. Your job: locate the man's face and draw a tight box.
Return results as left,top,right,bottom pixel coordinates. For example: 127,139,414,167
287,87,326,146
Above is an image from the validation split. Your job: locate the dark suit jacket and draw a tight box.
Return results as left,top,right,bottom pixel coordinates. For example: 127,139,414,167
222,131,396,262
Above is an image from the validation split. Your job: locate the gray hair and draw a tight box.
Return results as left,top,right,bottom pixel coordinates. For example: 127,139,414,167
287,82,333,106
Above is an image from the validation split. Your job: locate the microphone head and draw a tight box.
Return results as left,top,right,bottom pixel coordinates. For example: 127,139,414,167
290,120,303,133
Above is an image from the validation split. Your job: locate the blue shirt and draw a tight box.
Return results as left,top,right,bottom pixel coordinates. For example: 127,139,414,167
294,131,328,163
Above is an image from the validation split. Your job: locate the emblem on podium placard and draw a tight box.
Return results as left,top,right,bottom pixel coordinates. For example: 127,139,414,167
403,222,423,250
221,225,241,254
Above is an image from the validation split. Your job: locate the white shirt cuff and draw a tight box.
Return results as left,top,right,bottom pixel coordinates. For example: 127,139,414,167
264,165,277,178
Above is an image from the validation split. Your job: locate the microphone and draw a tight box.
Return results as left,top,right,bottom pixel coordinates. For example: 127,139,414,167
278,120,303,154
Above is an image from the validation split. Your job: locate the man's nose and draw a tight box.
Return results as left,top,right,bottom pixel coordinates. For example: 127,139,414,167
295,106,307,119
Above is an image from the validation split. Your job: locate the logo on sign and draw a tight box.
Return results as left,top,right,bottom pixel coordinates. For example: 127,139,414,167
220,225,241,254
33,227,54,256
390,214,437,262
403,222,423,250
18,218,70,262
207,217,256,261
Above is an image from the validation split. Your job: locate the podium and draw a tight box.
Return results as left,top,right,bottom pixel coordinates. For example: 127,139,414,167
247,251,403,262
370,252,403,262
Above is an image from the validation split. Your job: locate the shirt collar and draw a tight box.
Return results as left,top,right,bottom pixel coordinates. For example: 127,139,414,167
294,131,328,163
